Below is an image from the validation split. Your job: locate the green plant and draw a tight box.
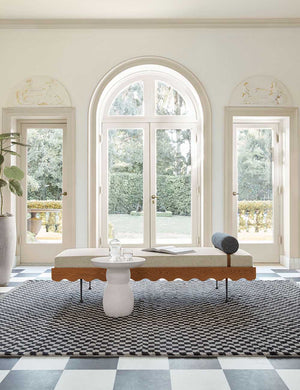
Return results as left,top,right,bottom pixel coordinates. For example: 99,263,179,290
26,128,63,200
108,172,191,216
0,132,29,216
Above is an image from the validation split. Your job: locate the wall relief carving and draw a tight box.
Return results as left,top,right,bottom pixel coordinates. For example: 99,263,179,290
230,75,292,106
7,76,71,107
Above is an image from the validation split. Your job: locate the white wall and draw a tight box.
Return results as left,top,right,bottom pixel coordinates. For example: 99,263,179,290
1,27,299,247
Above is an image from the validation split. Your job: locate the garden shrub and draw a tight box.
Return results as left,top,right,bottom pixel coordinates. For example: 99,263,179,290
109,173,191,215
27,200,62,209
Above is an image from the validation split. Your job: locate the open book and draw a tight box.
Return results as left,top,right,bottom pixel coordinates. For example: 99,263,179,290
142,246,195,255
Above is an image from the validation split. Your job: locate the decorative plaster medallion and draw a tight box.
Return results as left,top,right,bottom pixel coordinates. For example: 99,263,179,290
229,75,292,106
7,76,71,107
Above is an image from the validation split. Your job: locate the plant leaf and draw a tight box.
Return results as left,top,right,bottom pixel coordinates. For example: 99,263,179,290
1,150,21,157
0,179,7,188
0,133,20,140
11,141,30,147
8,179,23,196
4,166,24,180
0,155,4,165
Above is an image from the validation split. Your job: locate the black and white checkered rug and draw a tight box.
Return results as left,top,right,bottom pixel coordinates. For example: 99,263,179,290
0,279,299,357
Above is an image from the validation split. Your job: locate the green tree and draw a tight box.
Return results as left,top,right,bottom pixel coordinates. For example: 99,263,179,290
156,82,187,115
108,129,143,174
238,128,272,201
109,82,143,116
27,128,63,200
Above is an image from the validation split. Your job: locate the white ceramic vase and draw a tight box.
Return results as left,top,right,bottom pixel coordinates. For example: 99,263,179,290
0,215,16,286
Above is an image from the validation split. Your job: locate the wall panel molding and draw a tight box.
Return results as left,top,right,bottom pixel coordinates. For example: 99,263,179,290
1,18,300,29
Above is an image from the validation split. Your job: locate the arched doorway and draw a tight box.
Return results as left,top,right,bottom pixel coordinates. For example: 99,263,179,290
88,57,212,248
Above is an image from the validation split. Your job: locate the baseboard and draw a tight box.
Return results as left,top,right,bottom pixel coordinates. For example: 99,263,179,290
280,255,300,269
289,258,300,269
14,255,20,267
19,262,54,266
280,255,289,267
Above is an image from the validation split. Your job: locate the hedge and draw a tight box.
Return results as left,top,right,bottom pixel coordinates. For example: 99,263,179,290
157,175,191,216
27,200,62,209
109,173,191,216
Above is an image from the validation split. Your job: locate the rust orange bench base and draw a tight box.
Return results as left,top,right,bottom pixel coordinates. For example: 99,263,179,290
51,266,256,303
51,266,256,282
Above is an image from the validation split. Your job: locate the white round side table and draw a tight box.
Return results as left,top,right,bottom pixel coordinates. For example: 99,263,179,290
91,256,145,318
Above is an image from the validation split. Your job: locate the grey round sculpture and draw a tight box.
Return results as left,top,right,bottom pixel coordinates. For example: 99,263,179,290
0,215,16,285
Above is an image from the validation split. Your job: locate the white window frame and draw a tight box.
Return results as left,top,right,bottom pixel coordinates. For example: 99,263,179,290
224,106,299,266
102,72,198,122
99,70,201,247
149,123,199,247
88,58,212,248
100,122,150,247
232,122,281,262
2,107,76,264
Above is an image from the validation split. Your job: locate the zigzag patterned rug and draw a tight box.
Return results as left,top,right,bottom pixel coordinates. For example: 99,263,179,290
0,279,299,357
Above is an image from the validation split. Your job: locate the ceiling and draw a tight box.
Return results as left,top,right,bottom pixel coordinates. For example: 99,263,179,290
0,0,300,20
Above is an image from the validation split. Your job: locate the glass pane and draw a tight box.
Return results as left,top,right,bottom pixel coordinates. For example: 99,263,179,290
26,128,63,243
156,129,192,244
156,81,188,115
109,81,144,116
108,128,144,244
237,128,273,242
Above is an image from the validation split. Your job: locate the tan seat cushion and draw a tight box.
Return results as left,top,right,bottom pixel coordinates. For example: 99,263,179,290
55,247,253,268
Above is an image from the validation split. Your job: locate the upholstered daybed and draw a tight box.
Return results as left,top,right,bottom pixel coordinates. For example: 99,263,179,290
52,246,256,302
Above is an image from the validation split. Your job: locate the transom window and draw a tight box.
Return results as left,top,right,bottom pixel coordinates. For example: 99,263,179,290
98,65,202,247
109,81,144,116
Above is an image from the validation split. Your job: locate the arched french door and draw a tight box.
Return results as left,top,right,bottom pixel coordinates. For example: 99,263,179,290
88,58,212,248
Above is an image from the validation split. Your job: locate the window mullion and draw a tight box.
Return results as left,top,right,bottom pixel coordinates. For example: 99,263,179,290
143,75,154,118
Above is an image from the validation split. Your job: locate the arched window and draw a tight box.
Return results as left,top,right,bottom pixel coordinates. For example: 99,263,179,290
89,61,211,248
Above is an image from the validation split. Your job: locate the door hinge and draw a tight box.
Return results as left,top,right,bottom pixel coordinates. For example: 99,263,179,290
278,185,283,195
17,236,21,245
276,133,280,143
195,134,198,143
197,236,201,245
99,134,102,143
197,186,201,195
279,235,283,245
98,186,101,195
98,237,102,246
271,147,274,161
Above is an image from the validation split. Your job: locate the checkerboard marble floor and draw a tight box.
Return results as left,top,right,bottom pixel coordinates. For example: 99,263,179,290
0,265,299,390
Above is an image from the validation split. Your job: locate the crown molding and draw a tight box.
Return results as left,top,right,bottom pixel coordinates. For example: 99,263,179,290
1,18,300,29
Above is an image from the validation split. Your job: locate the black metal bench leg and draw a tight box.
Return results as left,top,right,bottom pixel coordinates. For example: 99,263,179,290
216,280,219,289
80,279,83,303
89,281,92,290
225,278,228,302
